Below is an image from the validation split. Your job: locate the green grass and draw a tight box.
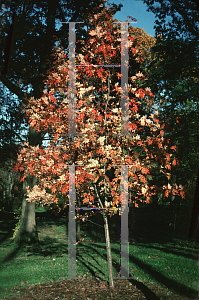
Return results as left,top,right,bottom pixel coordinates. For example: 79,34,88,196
0,205,198,299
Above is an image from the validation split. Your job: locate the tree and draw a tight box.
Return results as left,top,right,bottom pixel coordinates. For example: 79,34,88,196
0,81,27,211
13,3,185,286
45,14,157,233
143,0,199,40
1,0,118,244
143,0,199,236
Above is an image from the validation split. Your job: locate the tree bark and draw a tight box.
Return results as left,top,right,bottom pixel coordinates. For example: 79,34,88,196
14,126,44,245
188,167,199,242
14,174,38,245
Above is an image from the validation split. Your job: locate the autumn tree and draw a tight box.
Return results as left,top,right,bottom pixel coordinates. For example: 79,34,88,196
13,3,185,286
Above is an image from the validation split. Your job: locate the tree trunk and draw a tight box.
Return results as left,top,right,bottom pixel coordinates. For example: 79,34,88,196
170,175,176,205
76,196,81,237
94,183,114,288
103,210,114,288
14,126,44,245
188,167,199,242
77,221,80,235
14,174,38,245
129,204,136,237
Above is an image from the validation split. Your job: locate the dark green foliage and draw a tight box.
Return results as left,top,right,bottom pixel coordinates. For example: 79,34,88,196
142,0,199,213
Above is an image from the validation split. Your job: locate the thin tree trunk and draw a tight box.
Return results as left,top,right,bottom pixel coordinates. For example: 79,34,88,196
102,210,114,288
77,221,80,234
76,196,81,236
93,71,114,288
94,183,114,288
188,167,199,241
170,175,176,205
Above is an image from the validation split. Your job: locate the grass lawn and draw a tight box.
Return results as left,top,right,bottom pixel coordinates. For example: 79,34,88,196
0,205,198,299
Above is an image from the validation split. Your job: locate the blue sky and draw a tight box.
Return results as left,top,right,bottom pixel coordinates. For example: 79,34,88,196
106,0,156,37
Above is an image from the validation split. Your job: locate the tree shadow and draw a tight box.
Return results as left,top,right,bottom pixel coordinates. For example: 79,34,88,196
27,236,68,256
110,245,198,299
0,218,16,244
0,243,23,265
130,239,199,260
1,215,197,299
76,250,105,279
80,242,161,300
79,216,198,298
78,219,198,299
0,232,11,244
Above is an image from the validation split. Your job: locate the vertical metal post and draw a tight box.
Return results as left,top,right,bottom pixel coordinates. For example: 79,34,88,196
68,164,76,279
120,23,129,136
120,165,129,277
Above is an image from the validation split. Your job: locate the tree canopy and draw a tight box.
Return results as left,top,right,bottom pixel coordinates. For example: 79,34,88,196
13,3,185,210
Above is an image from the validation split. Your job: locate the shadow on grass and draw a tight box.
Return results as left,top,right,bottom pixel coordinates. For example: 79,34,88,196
110,244,197,299
1,216,197,299
78,220,198,298
79,219,198,300
0,219,16,244
131,239,199,260
0,218,69,266
0,243,23,265
26,236,68,257
80,242,161,300
0,232,11,244
0,219,25,265
76,250,105,279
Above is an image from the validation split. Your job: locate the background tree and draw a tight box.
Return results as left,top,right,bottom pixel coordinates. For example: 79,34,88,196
1,0,122,244
142,0,199,240
0,81,26,212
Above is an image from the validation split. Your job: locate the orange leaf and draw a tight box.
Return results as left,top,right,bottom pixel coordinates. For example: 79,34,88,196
61,185,68,194
180,190,185,199
141,167,150,175
53,195,58,203
13,164,19,172
51,186,57,193
20,175,26,182
160,130,164,136
19,165,25,172
164,190,169,197
170,146,176,151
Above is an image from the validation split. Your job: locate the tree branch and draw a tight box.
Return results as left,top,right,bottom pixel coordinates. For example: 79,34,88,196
0,118,26,143
0,75,29,102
